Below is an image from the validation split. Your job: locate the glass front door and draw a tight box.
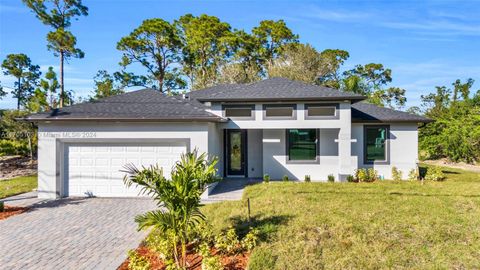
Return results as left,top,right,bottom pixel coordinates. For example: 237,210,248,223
226,130,246,176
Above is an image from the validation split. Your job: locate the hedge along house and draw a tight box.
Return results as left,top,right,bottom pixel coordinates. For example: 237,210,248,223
24,78,432,199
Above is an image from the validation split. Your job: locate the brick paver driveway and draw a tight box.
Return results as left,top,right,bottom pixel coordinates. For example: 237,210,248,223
0,197,155,270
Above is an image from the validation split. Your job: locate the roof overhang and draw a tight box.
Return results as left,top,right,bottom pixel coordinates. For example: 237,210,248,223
195,96,366,103
19,117,228,123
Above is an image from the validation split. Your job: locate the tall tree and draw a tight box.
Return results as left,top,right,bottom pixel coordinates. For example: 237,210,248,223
267,43,323,83
91,70,125,100
252,19,298,68
317,49,350,88
1,53,41,109
22,0,88,108
117,18,185,93
177,14,235,89
343,63,406,108
0,82,7,100
26,66,59,112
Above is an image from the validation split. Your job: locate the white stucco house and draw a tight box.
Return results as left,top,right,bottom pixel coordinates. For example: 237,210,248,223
25,78,431,199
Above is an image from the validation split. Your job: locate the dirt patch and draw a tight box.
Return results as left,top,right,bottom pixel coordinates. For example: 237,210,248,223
0,156,37,181
423,159,480,173
118,244,249,270
0,205,29,220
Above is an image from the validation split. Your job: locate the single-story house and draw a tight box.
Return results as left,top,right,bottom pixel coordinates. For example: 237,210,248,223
25,77,432,199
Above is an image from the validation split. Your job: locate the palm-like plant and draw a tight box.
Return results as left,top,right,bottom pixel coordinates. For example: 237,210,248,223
123,149,218,268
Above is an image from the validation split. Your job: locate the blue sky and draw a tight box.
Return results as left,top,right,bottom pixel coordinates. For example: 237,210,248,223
1,0,479,109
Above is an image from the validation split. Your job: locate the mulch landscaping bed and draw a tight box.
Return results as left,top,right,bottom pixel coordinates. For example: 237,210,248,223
118,244,249,270
0,206,29,220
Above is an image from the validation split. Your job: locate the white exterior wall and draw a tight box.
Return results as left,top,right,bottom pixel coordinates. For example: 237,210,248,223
209,102,352,129
352,123,419,179
262,129,351,181
247,129,263,178
37,122,212,199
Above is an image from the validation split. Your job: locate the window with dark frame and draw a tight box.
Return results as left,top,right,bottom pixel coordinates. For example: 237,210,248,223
264,104,296,119
287,129,318,161
308,107,335,116
364,126,388,163
224,105,254,118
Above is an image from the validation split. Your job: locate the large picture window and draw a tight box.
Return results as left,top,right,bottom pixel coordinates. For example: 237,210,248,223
287,129,318,161
364,125,389,163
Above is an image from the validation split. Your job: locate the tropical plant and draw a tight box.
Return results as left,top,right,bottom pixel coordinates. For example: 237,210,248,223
123,149,218,268
327,174,335,182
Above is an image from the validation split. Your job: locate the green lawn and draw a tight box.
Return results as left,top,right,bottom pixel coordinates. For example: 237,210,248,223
0,175,37,199
201,166,480,269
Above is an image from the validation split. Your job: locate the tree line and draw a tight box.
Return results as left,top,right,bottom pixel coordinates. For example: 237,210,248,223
0,0,478,163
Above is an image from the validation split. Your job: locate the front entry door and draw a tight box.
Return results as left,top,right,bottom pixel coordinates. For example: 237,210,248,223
226,129,247,176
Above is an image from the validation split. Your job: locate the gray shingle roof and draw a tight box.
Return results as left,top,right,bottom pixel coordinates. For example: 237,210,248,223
187,77,366,102
25,89,225,122
352,102,432,123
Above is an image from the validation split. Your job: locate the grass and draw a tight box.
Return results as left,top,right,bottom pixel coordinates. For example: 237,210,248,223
0,175,37,199
201,165,480,269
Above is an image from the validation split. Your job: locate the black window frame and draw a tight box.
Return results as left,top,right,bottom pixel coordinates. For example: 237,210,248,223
222,104,256,120
363,125,390,164
263,104,297,120
304,103,339,119
285,129,320,164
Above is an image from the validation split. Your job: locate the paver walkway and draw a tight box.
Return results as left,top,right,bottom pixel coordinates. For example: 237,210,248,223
203,178,261,203
0,195,155,270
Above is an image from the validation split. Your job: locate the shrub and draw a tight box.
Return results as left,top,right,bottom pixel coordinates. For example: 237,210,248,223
424,166,446,181
145,230,176,261
202,255,223,270
304,175,311,182
327,174,335,182
0,201,4,212
346,174,356,183
408,168,419,181
355,168,378,182
263,174,270,183
282,175,289,182
391,167,403,181
0,139,29,156
127,250,150,270
241,228,259,251
215,227,240,255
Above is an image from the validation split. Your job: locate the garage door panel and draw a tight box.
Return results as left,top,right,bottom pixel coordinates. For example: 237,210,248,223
66,142,186,197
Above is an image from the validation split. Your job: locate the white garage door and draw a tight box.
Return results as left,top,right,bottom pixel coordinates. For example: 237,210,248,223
65,142,186,197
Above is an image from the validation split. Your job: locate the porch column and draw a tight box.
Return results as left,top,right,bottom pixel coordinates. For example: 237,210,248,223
336,102,355,181
337,131,354,181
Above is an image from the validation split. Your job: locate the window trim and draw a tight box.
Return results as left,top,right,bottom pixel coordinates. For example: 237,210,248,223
304,103,339,120
363,125,390,165
285,129,320,164
263,104,297,120
222,104,255,120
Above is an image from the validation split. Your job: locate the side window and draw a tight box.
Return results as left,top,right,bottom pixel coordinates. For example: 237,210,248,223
286,129,318,162
364,125,389,163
